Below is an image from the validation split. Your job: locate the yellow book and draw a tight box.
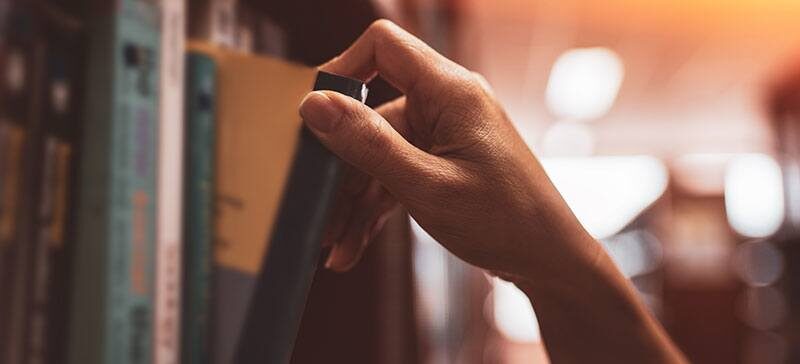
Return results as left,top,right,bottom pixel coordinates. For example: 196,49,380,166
186,41,316,364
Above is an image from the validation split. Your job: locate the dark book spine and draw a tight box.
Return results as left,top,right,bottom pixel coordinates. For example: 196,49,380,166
22,5,85,363
26,138,71,363
181,52,216,364
0,115,26,364
234,71,368,364
0,4,43,363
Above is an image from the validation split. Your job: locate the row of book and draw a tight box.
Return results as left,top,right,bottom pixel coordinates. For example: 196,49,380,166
0,2,87,363
0,0,316,363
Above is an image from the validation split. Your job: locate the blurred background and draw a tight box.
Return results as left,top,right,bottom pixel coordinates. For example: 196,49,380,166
286,0,800,363
3,0,800,363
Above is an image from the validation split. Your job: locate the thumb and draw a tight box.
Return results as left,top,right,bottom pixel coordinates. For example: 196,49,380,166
299,90,431,188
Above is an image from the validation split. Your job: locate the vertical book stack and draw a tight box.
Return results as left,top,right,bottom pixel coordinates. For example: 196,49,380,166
0,1,395,363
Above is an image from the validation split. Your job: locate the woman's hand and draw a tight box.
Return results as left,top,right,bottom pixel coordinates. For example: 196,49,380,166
299,19,686,363
302,20,593,279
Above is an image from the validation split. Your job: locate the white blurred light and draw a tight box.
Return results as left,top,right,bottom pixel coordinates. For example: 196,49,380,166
724,154,785,238
410,219,450,338
542,156,669,239
540,121,595,157
491,278,540,343
545,47,624,120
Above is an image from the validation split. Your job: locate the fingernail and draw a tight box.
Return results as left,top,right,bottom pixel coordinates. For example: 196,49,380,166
324,246,337,269
299,91,342,133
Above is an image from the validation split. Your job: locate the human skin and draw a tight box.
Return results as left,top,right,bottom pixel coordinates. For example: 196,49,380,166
299,19,687,363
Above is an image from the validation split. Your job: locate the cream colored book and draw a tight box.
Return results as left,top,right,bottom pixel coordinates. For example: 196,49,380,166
186,41,316,364
155,0,186,363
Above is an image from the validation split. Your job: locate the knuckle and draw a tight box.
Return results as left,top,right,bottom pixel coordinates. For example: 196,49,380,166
470,71,494,94
462,72,489,100
369,19,397,37
470,70,486,83
443,67,489,106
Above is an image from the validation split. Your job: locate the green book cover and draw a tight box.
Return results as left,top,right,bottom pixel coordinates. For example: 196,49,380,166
69,1,160,364
181,52,216,364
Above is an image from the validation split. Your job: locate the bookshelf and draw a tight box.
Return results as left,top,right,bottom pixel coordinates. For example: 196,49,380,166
0,0,418,363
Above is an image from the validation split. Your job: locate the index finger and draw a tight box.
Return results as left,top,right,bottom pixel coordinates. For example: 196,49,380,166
320,19,452,95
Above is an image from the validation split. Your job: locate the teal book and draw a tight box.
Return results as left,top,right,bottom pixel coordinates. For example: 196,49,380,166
68,1,160,364
181,52,216,364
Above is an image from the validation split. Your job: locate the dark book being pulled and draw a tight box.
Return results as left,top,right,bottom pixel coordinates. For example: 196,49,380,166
234,71,368,364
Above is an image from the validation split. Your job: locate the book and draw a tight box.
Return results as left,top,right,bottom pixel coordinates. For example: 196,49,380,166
68,1,160,363
23,4,85,363
235,71,368,364
253,16,286,58
0,4,41,363
233,0,254,53
0,124,24,253
181,51,216,364
27,139,72,363
185,41,317,364
154,0,186,363
187,0,237,48
0,115,26,364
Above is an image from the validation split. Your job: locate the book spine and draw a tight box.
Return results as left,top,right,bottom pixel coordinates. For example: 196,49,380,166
0,125,25,245
0,122,25,362
1,5,44,363
68,9,113,364
154,0,185,363
110,4,160,363
23,7,85,363
26,138,71,364
69,1,160,364
233,1,254,53
0,18,27,344
208,0,237,47
187,0,237,48
181,52,216,364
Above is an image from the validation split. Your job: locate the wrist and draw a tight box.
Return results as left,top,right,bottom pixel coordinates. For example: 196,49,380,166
503,220,638,320
507,211,608,288
505,230,685,363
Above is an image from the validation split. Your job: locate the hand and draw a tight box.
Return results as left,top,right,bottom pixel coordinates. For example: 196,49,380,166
300,19,686,363
301,20,594,278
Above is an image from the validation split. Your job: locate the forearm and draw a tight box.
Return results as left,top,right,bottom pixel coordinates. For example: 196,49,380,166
510,232,686,363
